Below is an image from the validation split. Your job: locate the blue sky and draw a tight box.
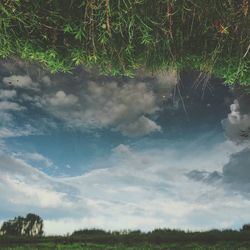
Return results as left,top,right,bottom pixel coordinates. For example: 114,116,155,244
0,59,250,235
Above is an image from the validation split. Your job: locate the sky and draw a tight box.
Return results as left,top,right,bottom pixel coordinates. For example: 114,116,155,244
0,59,250,235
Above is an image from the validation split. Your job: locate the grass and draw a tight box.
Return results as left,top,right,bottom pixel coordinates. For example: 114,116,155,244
0,0,249,89
2,242,250,250
3,229,250,248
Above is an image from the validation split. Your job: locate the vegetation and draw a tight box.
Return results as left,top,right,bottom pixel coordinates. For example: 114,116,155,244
2,227,250,247
2,242,250,250
0,0,249,88
2,217,250,249
0,214,43,237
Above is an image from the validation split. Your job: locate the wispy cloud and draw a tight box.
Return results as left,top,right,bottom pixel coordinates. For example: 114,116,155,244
23,152,53,168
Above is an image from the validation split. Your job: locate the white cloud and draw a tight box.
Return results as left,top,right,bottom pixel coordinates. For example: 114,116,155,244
49,91,79,106
0,101,24,111
1,138,250,235
41,76,52,86
36,81,161,137
222,99,250,143
2,176,70,209
0,99,34,139
115,116,161,137
0,126,35,138
0,154,73,209
2,75,39,90
0,90,17,100
24,152,53,167
0,111,13,124
112,144,131,154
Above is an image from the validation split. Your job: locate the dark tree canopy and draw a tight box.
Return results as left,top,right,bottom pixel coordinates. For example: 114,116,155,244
0,213,44,236
241,223,250,232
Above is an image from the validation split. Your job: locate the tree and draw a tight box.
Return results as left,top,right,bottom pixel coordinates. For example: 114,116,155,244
241,224,250,232
0,213,44,236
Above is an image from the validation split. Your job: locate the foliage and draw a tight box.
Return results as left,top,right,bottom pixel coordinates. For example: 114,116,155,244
2,242,250,250
241,223,250,232
2,228,250,246
71,229,110,237
0,214,43,237
0,0,249,88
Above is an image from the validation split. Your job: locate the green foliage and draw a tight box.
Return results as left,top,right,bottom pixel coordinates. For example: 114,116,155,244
0,0,249,88
2,242,250,250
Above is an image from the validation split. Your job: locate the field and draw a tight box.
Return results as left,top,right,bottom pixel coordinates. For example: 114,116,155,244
2,242,250,250
3,229,250,250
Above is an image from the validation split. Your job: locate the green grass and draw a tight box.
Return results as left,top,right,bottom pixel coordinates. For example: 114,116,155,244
2,242,250,250
0,0,249,89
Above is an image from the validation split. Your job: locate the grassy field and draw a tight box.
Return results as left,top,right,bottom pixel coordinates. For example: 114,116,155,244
0,0,249,89
2,242,250,250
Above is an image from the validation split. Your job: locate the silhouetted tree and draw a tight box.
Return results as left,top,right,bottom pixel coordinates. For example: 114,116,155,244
0,213,43,236
241,223,250,232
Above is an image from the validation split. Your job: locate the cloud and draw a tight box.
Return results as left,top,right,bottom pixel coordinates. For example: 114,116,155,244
112,144,131,154
186,146,250,197
41,76,52,86
0,154,73,209
24,152,53,168
0,154,48,178
222,148,250,193
0,90,17,100
48,91,79,106
2,75,39,90
0,101,24,111
115,116,161,137
0,127,35,138
35,81,161,137
0,67,179,138
1,140,250,234
0,93,37,139
186,170,222,184
0,105,37,138
222,98,250,143
2,176,70,208
0,111,13,124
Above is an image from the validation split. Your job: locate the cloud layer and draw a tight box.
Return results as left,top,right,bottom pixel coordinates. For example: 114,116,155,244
15,78,164,137
1,139,250,235
1,66,175,137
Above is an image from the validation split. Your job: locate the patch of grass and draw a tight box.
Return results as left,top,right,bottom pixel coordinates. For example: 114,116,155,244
2,242,250,250
0,0,249,88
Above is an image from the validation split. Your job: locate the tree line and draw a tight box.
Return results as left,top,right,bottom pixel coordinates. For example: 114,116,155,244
1,214,250,245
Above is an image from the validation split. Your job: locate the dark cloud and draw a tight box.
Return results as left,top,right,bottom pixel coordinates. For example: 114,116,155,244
222,148,250,193
187,147,250,196
186,170,222,184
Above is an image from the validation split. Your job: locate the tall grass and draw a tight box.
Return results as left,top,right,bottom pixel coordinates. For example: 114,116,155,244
0,0,249,88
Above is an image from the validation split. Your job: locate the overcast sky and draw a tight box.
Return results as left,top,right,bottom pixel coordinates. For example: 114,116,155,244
0,59,250,235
